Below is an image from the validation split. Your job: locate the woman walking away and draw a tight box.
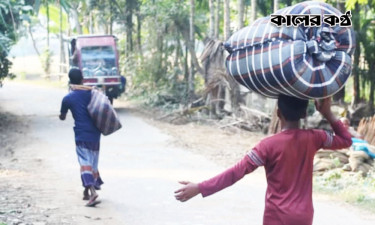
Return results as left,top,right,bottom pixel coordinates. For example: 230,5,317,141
175,95,352,225
59,68,103,207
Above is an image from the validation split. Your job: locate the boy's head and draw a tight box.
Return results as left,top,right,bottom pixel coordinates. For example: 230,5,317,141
69,68,83,85
277,94,308,122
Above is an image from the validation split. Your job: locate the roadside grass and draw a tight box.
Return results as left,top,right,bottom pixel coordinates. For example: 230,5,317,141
314,168,375,213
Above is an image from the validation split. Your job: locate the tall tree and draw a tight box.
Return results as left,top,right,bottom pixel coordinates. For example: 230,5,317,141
125,0,134,53
225,0,241,113
273,0,279,12
209,0,215,38
70,1,82,34
188,0,195,101
251,0,256,23
238,0,244,29
352,0,375,112
46,0,50,47
135,1,142,54
59,0,65,74
215,0,220,38
224,0,230,40
351,2,361,106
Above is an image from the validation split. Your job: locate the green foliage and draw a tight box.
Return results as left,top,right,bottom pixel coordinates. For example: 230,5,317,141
0,50,15,80
39,4,68,33
121,47,188,107
118,0,192,106
345,0,369,10
0,0,33,82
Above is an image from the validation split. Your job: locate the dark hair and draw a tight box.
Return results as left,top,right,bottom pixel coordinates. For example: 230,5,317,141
68,68,83,85
277,94,309,121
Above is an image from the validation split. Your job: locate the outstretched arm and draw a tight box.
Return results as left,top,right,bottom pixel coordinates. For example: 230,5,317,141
60,96,69,121
174,154,259,202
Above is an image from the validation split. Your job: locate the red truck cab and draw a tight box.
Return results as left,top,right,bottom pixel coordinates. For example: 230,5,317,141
69,35,125,103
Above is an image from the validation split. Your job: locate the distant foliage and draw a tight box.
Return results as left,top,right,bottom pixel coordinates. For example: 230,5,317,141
0,0,33,82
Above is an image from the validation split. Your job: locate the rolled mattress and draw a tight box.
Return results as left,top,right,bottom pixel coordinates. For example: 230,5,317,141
224,1,356,99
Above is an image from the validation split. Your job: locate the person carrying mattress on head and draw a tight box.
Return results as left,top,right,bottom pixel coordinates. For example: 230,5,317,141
175,95,352,225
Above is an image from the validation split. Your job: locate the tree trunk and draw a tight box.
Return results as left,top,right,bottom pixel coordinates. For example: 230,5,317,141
209,0,215,38
125,0,134,55
109,0,113,35
71,6,82,34
155,31,164,83
174,21,204,76
369,70,374,115
251,0,256,23
225,0,241,114
28,26,41,57
59,3,66,74
238,0,244,30
184,44,189,88
351,3,361,106
173,34,181,89
136,4,142,56
46,0,50,48
224,0,230,40
335,0,344,12
188,0,196,102
273,0,279,12
215,0,220,38
89,11,93,34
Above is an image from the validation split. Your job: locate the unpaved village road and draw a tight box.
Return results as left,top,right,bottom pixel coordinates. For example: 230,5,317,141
0,81,374,225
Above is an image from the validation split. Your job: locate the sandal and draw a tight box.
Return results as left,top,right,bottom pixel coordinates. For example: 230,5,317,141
86,194,99,207
86,200,101,207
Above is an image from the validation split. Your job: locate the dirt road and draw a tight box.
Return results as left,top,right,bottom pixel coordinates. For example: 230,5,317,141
0,81,374,225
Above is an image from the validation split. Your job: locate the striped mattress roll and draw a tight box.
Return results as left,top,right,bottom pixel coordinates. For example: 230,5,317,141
87,89,122,136
225,1,355,99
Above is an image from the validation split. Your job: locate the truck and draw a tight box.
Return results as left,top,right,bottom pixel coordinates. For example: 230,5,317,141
69,35,126,103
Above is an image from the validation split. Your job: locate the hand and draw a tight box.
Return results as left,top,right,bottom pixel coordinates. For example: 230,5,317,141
59,113,66,120
314,97,331,115
174,181,200,202
314,98,336,123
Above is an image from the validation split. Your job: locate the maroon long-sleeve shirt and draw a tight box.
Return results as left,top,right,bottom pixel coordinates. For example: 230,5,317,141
198,120,352,225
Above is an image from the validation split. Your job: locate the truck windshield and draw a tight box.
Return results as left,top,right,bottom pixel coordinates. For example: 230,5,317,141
81,46,116,76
